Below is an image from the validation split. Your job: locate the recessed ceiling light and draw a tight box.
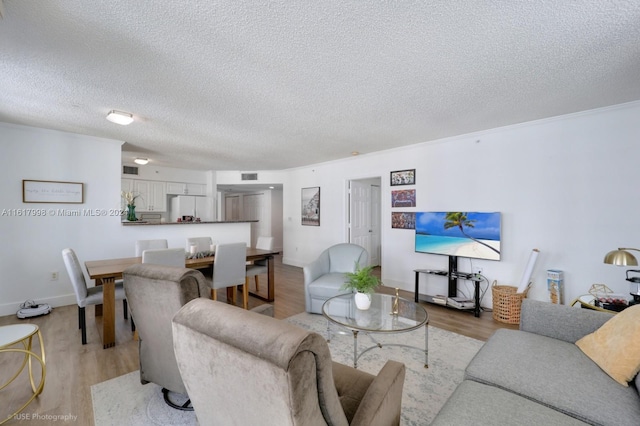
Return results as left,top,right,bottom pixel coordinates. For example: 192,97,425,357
106,110,134,125
351,151,360,156
269,186,275,189
134,158,149,165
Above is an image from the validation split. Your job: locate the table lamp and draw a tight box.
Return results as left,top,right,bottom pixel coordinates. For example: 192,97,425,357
604,247,640,304
603,248,639,266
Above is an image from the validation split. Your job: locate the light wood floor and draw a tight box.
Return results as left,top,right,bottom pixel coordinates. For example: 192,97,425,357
0,256,516,425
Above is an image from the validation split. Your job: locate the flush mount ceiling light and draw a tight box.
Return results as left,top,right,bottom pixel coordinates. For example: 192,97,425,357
106,110,134,125
134,158,149,165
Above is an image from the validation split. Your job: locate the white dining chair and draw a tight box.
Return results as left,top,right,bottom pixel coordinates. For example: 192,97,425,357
62,248,128,345
186,237,213,255
211,243,249,309
142,248,186,268
135,239,168,256
246,236,274,292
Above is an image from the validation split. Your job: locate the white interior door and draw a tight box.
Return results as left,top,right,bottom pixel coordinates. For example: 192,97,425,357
225,195,240,221
349,180,372,265
370,185,381,266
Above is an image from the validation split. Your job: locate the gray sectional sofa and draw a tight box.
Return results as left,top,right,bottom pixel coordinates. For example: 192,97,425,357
432,299,640,425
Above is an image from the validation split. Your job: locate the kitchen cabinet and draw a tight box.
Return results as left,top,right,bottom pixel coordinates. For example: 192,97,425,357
121,179,134,210
166,182,206,196
133,180,167,212
121,178,134,193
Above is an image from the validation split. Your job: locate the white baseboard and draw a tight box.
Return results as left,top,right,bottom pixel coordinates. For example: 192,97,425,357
282,256,305,268
0,294,76,317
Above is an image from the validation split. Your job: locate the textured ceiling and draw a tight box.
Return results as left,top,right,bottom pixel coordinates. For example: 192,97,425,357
1,1,640,171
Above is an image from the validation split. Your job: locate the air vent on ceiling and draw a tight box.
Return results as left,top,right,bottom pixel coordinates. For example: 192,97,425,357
241,173,258,181
123,165,139,175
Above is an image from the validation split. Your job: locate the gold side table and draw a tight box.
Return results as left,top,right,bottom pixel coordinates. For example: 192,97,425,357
0,324,46,424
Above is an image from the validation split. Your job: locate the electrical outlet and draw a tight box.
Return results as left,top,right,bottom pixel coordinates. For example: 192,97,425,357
50,271,58,281
473,267,483,275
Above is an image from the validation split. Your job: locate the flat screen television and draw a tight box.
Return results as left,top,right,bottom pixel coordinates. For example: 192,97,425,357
415,212,501,261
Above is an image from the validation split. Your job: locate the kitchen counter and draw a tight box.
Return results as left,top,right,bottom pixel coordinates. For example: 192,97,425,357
116,221,254,255
121,220,257,226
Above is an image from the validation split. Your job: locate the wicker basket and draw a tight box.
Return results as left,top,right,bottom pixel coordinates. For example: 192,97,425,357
492,281,530,324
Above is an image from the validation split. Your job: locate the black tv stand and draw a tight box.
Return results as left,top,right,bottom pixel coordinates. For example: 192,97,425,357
414,256,482,317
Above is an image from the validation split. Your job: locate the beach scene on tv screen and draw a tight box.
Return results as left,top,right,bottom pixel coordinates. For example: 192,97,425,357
415,212,501,261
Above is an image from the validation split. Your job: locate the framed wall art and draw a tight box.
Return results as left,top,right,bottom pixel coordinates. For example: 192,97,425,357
391,189,416,208
392,212,416,229
301,187,320,226
22,179,84,203
390,169,415,186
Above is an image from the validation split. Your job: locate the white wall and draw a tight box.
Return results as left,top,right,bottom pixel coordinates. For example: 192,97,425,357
281,101,640,307
0,123,124,315
0,123,249,316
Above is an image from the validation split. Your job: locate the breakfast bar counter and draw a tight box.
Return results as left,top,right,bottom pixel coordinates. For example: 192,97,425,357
121,220,257,225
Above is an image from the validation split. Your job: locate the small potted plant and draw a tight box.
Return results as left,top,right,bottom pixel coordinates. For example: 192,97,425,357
121,191,141,221
341,263,380,310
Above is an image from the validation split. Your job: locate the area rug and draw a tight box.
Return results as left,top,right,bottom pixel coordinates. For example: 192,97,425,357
92,312,483,426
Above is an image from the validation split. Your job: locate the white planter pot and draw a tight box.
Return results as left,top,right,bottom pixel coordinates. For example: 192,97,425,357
354,292,372,310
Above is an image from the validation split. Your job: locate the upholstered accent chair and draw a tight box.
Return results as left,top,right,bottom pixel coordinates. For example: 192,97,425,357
123,263,210,410
172,298,406,425
304,243,369,314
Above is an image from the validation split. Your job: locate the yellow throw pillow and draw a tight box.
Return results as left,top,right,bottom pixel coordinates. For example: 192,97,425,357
576,304,640,386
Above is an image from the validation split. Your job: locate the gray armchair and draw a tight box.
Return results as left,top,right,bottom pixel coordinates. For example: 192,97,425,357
172,298,406,425
123,263,210,410
304,243,369,314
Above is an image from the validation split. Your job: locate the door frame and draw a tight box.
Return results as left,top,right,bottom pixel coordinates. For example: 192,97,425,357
345,176,382,267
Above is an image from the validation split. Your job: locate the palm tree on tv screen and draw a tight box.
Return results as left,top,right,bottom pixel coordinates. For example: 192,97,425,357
443,212,500,255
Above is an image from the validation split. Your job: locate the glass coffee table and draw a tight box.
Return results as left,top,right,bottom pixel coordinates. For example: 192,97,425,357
322,292,429,368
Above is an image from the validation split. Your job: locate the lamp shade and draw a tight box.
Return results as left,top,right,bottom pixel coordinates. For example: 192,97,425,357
603,249,639,266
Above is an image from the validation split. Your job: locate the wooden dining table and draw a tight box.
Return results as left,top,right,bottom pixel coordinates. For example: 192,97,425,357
84,247,280,349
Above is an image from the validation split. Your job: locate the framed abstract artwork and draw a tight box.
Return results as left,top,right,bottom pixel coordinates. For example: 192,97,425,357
392,212,416,229
391,189,416,208
390,169,415,186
